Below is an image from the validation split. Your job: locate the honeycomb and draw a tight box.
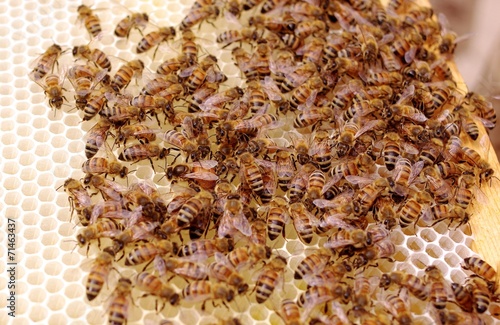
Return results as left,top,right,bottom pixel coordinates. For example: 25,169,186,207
1,0,500,324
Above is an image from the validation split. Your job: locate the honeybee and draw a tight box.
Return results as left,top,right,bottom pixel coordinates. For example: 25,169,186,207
265,196,289,241
462,257,497,282
289,202,317,244
164,160,218,187
467,92,496,129
160,129,197,161
294,249,331,280
73,44,111,70
63,178,92,224
180,55,222,95
310,130,332,172
136,272,179,311
77,5,102,38
290,76,324,110
156,57,183,76
136,26,176,57
112,221,159,253
435,309,485,325
85,247,115,301
178,238,233,258
82,148,128,179
29,44,63,81
116,123,157,146
107,277,133,325
114,12,149,38
382,292,412,325
216,28,264,47
76,218,124,252
110,59,144,92
158,257,209,281
218,194,252,238
254,255,287,303
425,265,448,309
467,275,492,314
208,261,248,294
424,166,453,204
180,5,220,31
381,133,400,171
118,143,167,166
278,61,317,94
379,271,429,301
38,73,66,110
325,228,371,251
84,120,111,159
352,178,389,217
288,163,315,203
450,282,473,313
125,239,175,266
390,158,423,197
177,191,212,227
278,299,302,325
398,191,431,229
83,86,112,121
307,169,326,201
69,67,109,110
181,281,234,311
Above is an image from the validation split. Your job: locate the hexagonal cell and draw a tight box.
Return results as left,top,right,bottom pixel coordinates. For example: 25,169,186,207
425,244,443,259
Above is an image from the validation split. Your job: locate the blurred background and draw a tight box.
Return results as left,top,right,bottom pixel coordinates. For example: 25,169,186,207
430,0,500,157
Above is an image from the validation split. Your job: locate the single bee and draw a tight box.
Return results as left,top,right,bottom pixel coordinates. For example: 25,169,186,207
180,5,220,31
425,265,448,309
180,55,222,95
216,28,264,47
110,59,144,92
86,247,116,301
467,275,492,314
379,271,429,301
451,282,473,313
161,129,198,161
218,194,252,238
178,238,233,258
382,292,412,325
278,299,302,325
135,272,180,311
254,255,287,303
136,26,176,57
118,143,168,165
176,191,213,227
37,73,66,110
84,120,111,159
29,44,63,81
289,202,317,244
288,163,315,203
77,5,102,38
265,196,289,241
294,249,331,280
107,278,133,325
73,44,111,70
116,123,157,146
208,261,248,295
125,239,176,266
83,86,112,121
68,67,109,110
82,143,128,179
310,130,332,172
181,281,234,311
325,228,372,251
352,178,389,217
462,257,497,282
63,178,92,225
114,12,149,38
159,257,209,281
76,218,124,251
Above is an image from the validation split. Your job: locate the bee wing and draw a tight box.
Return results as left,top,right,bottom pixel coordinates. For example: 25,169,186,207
184,171,219,181
407,110,428,123
473,185,490,205
262,76,284,101
409,160,425,184
345,175,376,187
396,85,415,105
355,119,386,139
320,213,355,230
154,255,168,277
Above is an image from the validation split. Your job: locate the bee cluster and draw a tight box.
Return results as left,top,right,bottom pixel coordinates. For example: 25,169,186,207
30,0,500,324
